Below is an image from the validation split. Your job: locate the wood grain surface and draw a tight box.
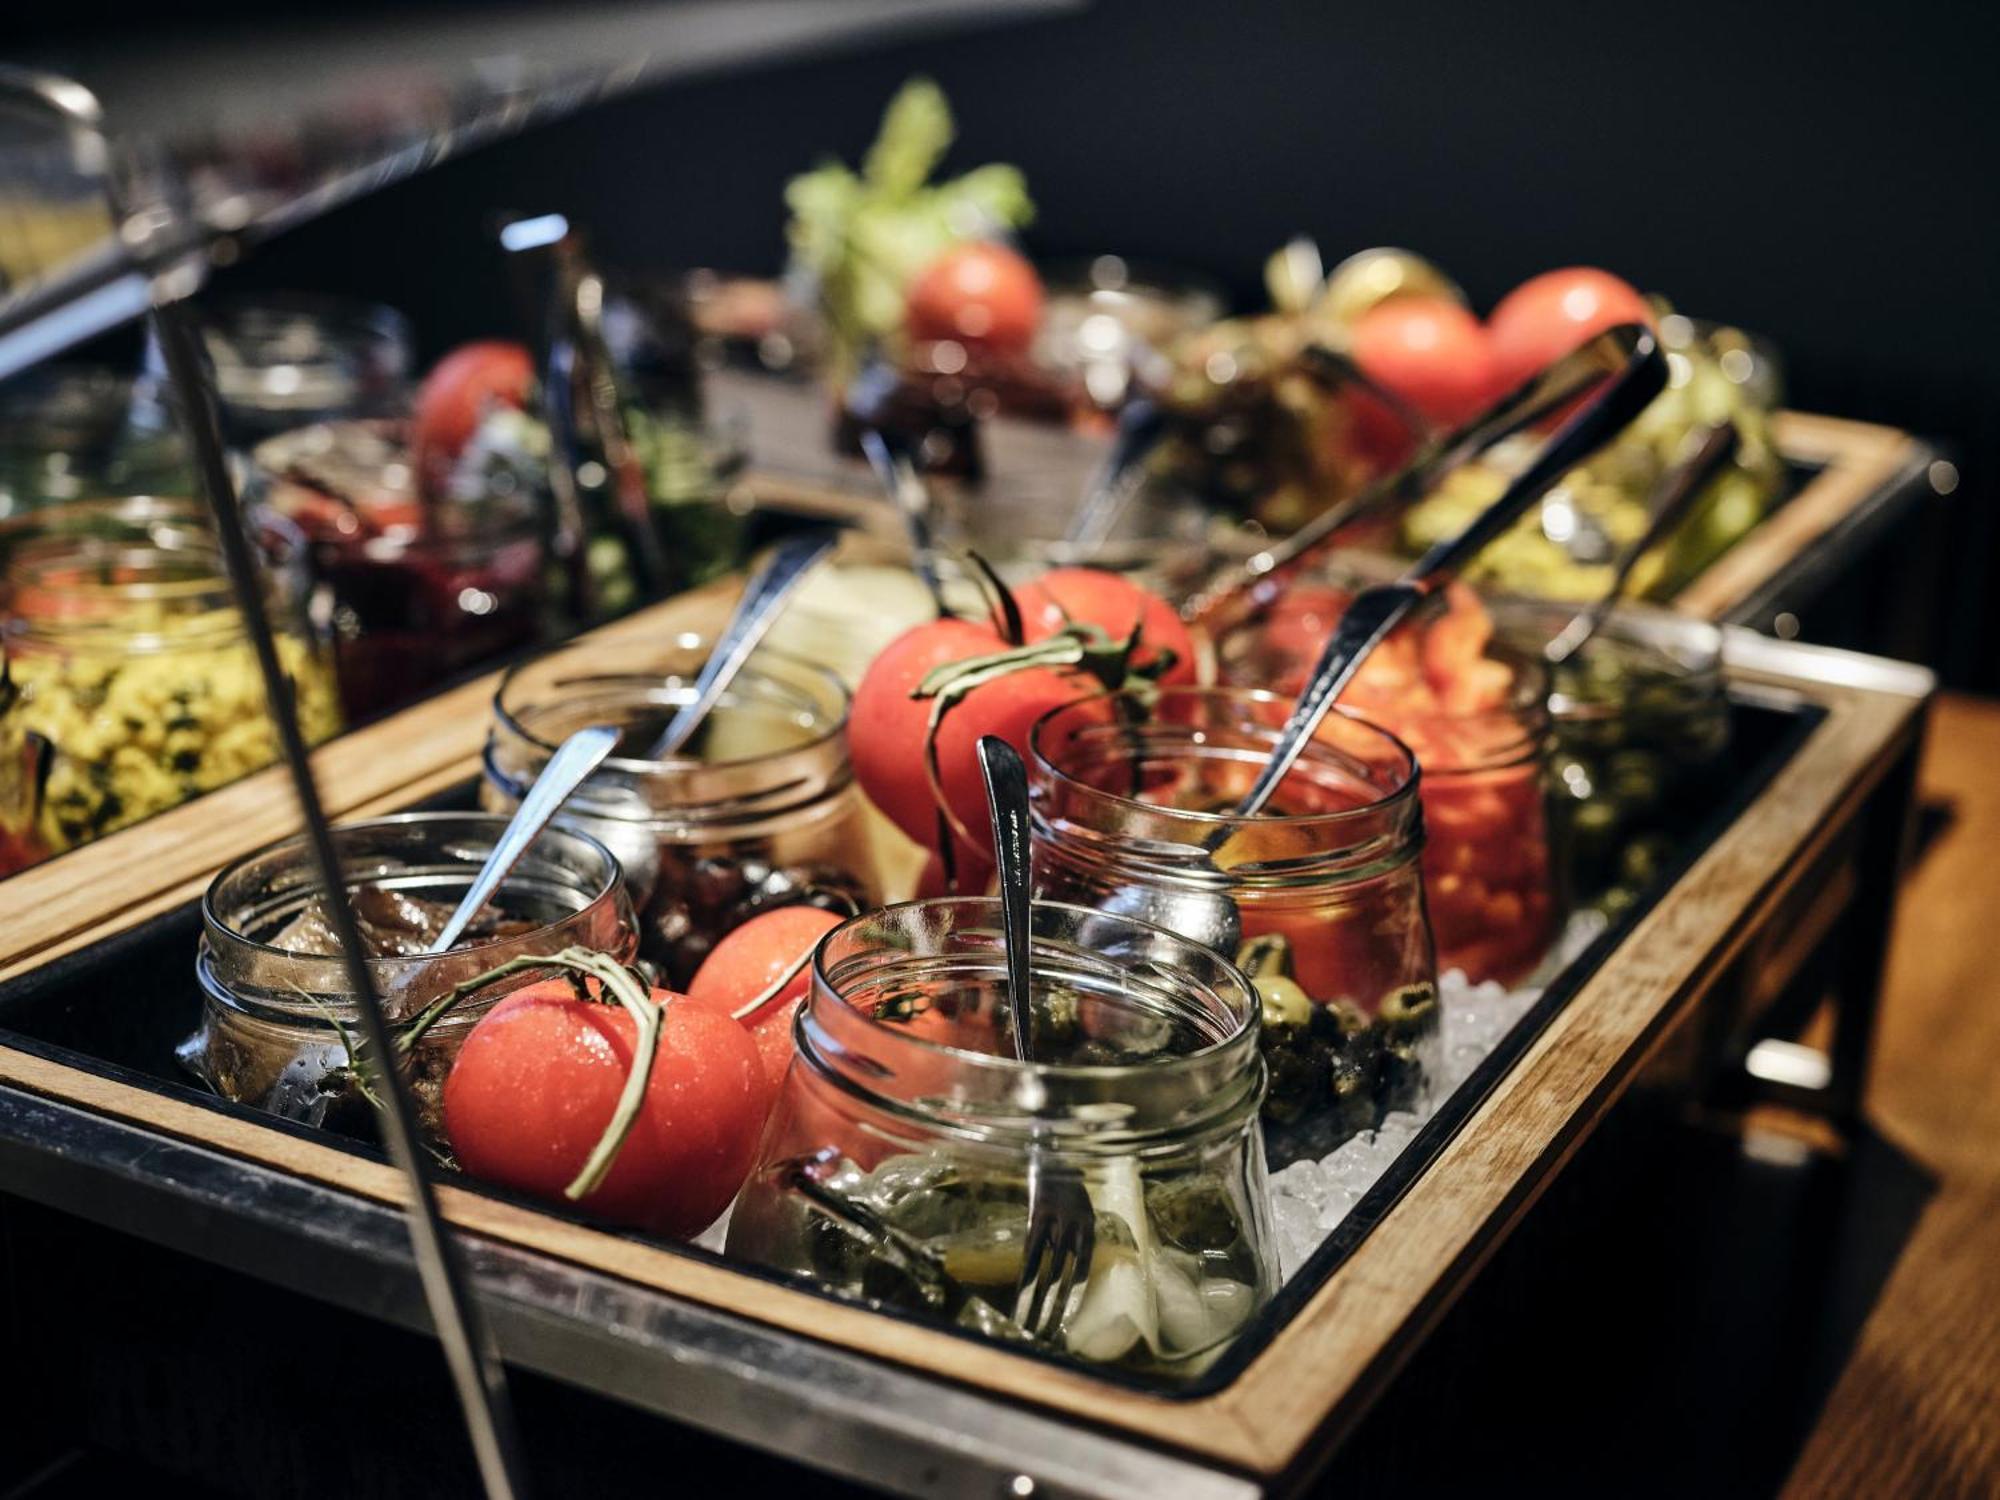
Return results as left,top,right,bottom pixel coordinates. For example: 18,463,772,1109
0,645,1927,1479
1783,693,2000,1500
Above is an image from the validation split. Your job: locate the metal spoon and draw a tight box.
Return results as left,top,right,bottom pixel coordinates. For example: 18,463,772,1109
1062,397,1167,551
858,426,950,617
1112,325,1668,955
1544,421,1739,666
646,529,839,759
425,724,621,956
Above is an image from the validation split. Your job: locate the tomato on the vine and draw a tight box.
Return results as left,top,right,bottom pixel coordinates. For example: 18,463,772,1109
687,905,845,1083
849,569,1185,865
851,616,1082,860
1013,567,1198,686
442,975,770,1238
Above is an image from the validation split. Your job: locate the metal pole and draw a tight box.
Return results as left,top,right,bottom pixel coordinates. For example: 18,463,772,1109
0,62,535,1499
153,297,532,1500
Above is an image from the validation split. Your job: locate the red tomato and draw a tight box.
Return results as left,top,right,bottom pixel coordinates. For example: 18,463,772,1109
411,341,534,495
851,617,1084,859
442,979,772,1238
1486,268,1654,394
1351,296,1497,428
905,242,1044,352
916,843,994,899
1013,568,1198,687
687,906,844,1084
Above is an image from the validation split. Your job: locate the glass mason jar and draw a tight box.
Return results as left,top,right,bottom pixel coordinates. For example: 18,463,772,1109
1496,600,1730,915
1216,580,1561,988
0,364,188,518
176,294,413,443
183,812,636,1134
1029,686,1441,1132
251,420,547,722
482,634,885,988
0,497,341,862
727,897,1275,1380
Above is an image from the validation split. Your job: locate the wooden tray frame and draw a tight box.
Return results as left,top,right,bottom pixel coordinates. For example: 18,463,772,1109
0,631,1931,1484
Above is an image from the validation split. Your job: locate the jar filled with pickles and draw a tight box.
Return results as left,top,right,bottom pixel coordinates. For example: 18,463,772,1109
726,897,1277,1380
184,812,636,1133
0,497,340,865
482,635,887,987
252,420,547,722
1028,686,1441,1133
1495,599,1730,915
1215,576,1559,987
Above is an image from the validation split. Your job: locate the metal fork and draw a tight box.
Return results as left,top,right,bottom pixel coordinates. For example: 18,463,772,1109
975,736,1096,1345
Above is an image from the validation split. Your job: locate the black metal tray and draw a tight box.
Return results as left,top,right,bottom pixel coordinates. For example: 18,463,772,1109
0,690,1821,1402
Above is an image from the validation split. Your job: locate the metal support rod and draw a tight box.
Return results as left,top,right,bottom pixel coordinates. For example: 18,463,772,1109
151,297,531,1500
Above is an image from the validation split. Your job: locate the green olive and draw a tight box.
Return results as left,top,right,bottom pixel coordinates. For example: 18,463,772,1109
1257,976,1314,1032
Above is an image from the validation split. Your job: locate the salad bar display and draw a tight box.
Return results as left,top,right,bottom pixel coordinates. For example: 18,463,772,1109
0,60,1944,1500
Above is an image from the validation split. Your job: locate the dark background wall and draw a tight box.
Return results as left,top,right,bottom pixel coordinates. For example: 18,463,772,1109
20,0,2000,684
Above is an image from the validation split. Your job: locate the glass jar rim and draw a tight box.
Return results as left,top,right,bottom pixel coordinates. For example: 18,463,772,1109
493,632,852,777
807,895,1259,1086
1028,683,1422,833
203,810,626,971
1,495,306,651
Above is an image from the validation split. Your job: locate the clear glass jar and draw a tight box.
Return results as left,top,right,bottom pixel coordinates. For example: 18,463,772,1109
180,294,413,443
1497,600,1730,915
1216,577,1561,987
726,897,1275,1380
482,634,884,988
0,497,341,863
183,811,636,1134
251,419,547,722
0,642,41,876
0,364,189,518
1029,686,1441,1131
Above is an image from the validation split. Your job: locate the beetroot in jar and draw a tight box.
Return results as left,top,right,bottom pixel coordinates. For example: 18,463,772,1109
252,420,545,722
1218,579,1558,987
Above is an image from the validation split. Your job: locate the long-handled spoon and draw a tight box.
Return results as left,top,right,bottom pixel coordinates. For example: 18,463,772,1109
1108,325,1667,956
857,426,950,616
1062,396,1167,551
645,530,839,760
1542,421,1739,666
425,724,620,956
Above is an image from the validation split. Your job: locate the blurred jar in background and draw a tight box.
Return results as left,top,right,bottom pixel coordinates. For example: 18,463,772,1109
0,497,339,864
0,365,189,519
252,420,546,723
149,295,413,446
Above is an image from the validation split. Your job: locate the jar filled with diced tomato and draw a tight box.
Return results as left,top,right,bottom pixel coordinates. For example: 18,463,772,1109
1028,686,1442,1130
726,896,1277,1379
1216,575,1560,987
483,634,889,989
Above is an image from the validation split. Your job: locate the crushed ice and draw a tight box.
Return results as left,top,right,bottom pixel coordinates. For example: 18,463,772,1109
1265,908,1608,1281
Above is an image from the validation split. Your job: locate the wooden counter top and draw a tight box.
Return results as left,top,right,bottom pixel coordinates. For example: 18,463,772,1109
1783,691,2000,1498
